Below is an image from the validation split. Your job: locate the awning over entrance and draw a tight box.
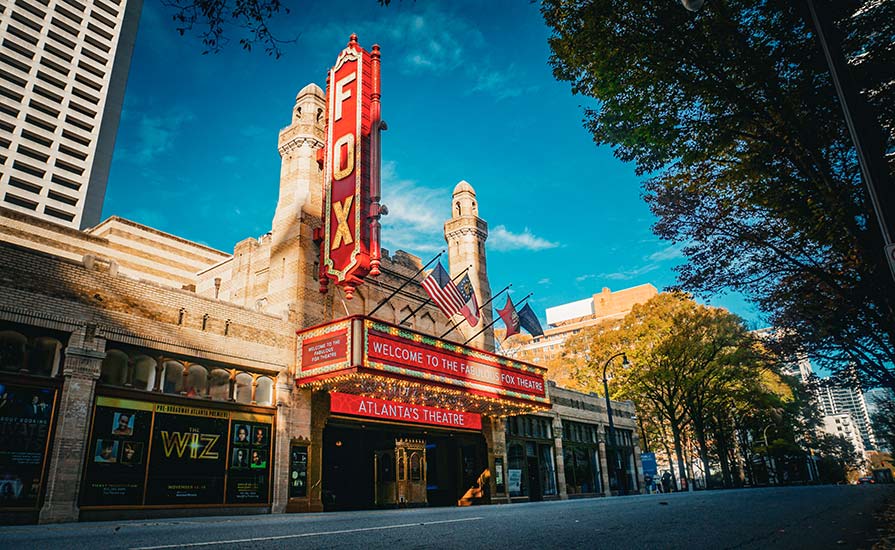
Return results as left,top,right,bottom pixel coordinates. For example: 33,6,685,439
295,316,549,416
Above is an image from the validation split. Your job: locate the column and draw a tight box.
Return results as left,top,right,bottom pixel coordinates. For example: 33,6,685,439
271,371,296,513
552,416,567,500
598,439,612,497
307,391,329,512
482,416,509,504
39,327,105,523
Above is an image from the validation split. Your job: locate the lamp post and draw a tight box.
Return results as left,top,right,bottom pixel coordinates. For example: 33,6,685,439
598,351,630,495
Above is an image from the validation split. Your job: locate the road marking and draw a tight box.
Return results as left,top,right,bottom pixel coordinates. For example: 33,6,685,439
129,517,484,549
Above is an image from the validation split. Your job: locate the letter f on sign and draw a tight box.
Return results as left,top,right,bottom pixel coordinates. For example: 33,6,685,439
334,72,356,121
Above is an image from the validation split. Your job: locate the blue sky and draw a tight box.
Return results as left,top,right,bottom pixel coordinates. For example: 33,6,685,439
103,0,760,327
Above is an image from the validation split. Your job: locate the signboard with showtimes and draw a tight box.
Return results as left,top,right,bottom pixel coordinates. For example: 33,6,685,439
319,34,383,299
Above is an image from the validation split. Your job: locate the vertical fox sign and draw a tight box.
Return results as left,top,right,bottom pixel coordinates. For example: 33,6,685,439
319,34,383,299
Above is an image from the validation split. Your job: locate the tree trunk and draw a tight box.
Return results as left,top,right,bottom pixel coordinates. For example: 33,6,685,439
670,424,687,491
693,421,712,489
715,424,733,488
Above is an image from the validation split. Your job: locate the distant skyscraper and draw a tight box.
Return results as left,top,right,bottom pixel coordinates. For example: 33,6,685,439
815,375,877,452
0,0,142,229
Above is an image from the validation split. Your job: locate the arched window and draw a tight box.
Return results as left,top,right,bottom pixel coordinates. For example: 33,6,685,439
185,365,208,397
208,369,231,401
235,372,254,404
0,331,27,372
132,355,157,391
161,361,185,394
29,337,62,376
100,350,129,386
455,202,462,216
255,376,274,406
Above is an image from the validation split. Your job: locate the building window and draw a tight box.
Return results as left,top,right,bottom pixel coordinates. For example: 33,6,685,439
506,416,557,499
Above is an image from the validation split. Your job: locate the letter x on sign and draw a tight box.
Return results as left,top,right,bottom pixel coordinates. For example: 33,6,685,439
331,196,354,250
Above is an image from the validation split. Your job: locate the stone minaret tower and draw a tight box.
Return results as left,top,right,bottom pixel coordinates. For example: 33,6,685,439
266,83,327,322
445,181,493,351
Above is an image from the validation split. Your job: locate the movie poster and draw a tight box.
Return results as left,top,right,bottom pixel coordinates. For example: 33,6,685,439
0,383,56,509
80,397,153,506
226,415,272,504
145,404,229,505
288,444,308,499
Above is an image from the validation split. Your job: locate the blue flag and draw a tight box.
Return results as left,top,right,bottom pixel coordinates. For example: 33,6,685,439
517,303,544,337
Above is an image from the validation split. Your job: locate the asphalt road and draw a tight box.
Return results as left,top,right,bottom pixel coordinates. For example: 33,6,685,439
1,485,892,550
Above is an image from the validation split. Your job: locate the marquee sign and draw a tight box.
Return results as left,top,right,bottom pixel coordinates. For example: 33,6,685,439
330,392,482,430
319,34,383,299
295,317,550,411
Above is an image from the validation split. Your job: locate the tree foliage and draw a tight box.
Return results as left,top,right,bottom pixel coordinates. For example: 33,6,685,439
563,292,790,488
871,393,895,453
542,0,895,391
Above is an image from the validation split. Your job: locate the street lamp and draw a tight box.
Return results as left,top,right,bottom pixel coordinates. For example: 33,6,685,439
599,351,630,495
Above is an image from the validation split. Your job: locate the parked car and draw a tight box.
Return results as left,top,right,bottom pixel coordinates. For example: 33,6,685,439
856,476,875,485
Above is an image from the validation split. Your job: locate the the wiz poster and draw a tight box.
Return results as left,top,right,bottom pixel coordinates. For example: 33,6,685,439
0,383,56,509
81,397,273,508
145,404,230,505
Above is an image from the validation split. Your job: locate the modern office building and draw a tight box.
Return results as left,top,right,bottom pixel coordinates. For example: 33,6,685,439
0,0,142,229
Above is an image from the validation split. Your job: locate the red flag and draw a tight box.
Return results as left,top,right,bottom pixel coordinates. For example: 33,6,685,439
497,295,520,338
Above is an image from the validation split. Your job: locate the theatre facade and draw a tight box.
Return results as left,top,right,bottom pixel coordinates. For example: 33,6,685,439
0,36,641,524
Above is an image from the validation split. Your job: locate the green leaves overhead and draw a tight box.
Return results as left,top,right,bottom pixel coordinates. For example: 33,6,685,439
543,0,895,391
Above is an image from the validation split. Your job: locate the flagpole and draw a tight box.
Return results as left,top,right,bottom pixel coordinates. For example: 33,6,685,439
398,266,470,325
463,292,532,346
440,283,511,339
369,251,443,317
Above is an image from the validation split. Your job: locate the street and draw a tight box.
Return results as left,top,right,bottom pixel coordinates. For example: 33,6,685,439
1,485,891,550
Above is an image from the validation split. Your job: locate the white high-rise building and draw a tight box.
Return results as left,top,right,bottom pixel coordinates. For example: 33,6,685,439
815,376,877,452
0,0,142,229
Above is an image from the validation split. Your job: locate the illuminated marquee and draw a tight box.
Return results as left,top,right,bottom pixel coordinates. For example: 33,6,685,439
319,34,383,299
295,317,550,412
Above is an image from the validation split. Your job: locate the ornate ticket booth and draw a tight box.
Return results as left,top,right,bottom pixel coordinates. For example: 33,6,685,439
374,438,427,506
292,316,550,512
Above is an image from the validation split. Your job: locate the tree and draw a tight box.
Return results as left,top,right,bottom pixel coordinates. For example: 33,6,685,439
542,0,895,392
563,292,780,489
871,394,895,453
161,1,391,57
814,433,863,483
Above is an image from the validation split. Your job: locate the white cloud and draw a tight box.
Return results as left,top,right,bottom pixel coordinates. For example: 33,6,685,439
379,162,447,256
538,278,551,285
599,264,660,281
304,6,529,101
116,109,194,165
647,244,684,262
489,225,559,252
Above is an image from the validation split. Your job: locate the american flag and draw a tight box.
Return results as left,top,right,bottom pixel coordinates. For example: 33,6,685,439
421,263,465,318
